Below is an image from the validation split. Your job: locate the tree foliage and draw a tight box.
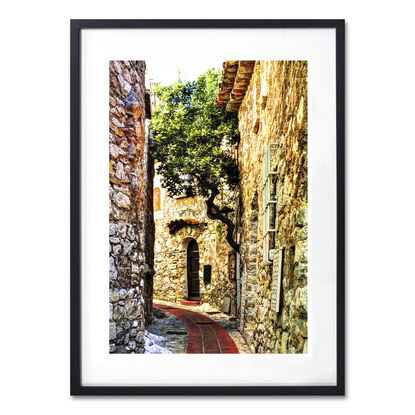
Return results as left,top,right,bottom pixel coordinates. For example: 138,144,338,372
150,69,241,251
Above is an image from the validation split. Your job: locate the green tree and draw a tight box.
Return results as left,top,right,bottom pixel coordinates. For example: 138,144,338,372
150,69,240,251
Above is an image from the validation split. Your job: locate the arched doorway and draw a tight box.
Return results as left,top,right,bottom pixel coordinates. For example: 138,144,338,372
187,239,200,299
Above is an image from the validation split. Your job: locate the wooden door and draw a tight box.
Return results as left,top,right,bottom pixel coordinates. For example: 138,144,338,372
187,239,200,299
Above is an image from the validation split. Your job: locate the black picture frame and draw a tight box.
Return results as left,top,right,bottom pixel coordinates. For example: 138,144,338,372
70,19,345,396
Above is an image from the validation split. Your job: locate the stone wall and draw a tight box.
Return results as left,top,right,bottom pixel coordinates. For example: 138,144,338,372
234,61,308,353
153,177,237,314
109,61,154,353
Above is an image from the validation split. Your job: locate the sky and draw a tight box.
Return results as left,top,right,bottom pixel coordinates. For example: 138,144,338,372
145,58,224,87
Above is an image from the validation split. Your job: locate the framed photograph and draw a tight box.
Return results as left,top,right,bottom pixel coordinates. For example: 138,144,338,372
71,19,345,395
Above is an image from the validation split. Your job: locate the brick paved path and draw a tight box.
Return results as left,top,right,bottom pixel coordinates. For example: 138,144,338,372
154,303,239,354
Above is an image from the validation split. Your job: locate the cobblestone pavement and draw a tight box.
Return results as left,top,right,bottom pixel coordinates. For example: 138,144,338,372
153,300,251,354
146,308,187,353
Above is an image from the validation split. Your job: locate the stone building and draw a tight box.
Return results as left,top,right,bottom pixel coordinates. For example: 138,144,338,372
109,61,154,353
152,171,237,314
216,60,308,353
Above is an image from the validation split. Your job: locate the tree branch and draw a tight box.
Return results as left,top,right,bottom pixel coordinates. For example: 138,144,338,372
206,188,240,253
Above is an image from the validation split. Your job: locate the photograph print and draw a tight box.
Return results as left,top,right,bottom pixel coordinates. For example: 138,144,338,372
109,59,308,355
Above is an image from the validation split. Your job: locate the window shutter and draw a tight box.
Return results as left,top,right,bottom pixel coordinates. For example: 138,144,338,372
262,143,278,265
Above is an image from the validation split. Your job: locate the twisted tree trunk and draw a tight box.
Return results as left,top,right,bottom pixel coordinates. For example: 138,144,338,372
205,188,240,252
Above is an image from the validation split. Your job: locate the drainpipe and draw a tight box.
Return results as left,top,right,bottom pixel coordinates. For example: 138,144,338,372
235,232,241,311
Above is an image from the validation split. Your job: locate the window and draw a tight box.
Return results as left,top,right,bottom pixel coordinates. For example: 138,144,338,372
153,187,161,211
262,143,278,265
203,265,212,285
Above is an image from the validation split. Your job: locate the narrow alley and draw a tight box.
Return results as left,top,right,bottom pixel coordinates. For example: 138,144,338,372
109,59,308,354
145,301,250,354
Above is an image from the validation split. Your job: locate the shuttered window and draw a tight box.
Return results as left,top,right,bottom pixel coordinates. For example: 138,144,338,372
262,143,278,265
154,187,161,211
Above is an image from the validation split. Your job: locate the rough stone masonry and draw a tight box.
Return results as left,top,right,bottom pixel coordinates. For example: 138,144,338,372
217,60,308,353
109,61,154,353
152,169,237,314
